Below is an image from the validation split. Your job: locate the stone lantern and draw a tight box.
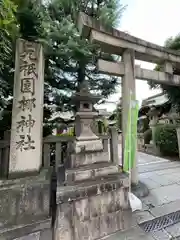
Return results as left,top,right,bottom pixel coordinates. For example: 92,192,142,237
71,81,103,153
55,81,130,240
147,106,160,151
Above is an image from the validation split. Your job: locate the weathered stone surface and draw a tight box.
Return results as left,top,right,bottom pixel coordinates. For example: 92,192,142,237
54,203,73,240
57,173,129,204
165,222,180,238
120,210,137,231
118,189,129,210
95,165,118,177
39,229,52,240
0,218,51,240
14,232,40,240
74,217,101,240
134,210,154,224
98,59,180,87
89,194,102,218
100,192,114,214
78,12,180,67
89,191,116,218
55,180,131,240
71,151,110,168
74,198,90,221
99,211,120,238
55,78,131,240
131,181,149,198
150,199,180,218
73,210,124,240
104,226,155,240
139,177,160,190
74,139,103,153
66,163,118,183
74,169,92,182
9,39,44,174
149,184,180,203
0,171,50,229
150,229,172,240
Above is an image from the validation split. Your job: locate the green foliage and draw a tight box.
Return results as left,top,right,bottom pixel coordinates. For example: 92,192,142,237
92,119,108,134
154,124,179,156
0,0,17,27
148,34,180,111
144,128,152,144
143,118,150,133
0,0,126,135
44,0,126,111
110,102,122,130
0,0,18,72
139,117,150,133
165,34,180,50
116,107,122,130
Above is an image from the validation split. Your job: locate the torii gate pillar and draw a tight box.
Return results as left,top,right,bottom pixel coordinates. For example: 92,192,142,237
122,49,138,185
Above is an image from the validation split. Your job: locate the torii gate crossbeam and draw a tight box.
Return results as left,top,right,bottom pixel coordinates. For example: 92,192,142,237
77,12,180,185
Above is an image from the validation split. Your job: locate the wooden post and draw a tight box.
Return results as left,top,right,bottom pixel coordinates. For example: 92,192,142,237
102,137,109,152
109,127,119,165
176,128,180,159
1,131,10,178
55,142,62,172
43,143,51,168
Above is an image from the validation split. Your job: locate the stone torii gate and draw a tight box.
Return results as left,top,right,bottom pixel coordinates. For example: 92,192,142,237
78,12,180,185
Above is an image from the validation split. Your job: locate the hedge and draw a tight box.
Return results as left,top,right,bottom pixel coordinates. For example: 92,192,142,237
154,124,179,156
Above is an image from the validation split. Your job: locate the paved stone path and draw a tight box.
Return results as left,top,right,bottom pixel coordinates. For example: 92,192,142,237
105,152,180,240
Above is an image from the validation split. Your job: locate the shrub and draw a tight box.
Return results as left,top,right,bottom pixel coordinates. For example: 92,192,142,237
56,127,75,136
154,124,178,156
144,128,152,144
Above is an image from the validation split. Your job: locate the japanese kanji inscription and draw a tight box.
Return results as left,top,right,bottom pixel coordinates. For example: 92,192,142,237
9,39,44,173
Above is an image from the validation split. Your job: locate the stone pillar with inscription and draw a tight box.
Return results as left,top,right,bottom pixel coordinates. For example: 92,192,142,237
0,39,52,240
54,82,131,240
9,39,44,175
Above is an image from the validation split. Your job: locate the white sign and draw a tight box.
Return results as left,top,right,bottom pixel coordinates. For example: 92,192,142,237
9,39,44,173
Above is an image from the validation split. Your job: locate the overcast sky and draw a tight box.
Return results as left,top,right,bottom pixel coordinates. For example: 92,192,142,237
98,0,180,111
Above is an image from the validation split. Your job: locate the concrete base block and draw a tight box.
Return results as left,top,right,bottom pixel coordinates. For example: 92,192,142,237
74,139,103,154
54,173,131,240
132,181,149,198
0,218,52,240
71,151,110,168
0,169,52,240
66,162,118,183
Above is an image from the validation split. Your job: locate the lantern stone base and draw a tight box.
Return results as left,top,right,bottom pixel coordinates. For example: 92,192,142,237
54,172,131,240
54,132,132,240
0,169,52,240
55,82,132,239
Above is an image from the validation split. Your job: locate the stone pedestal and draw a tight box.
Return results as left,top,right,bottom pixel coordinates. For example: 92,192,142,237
148,107,159,152
176,128,180,159
54,83,131,240
0,169,52,240
0,39,52,240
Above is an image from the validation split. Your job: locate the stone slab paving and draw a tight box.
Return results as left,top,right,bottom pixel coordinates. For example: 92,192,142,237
139,177,161,190
150,199,180,217
150,229,172,240
102,226,154,240
138,153,180,239
165,222,180,238
134,210,155,224
107,151,180,239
